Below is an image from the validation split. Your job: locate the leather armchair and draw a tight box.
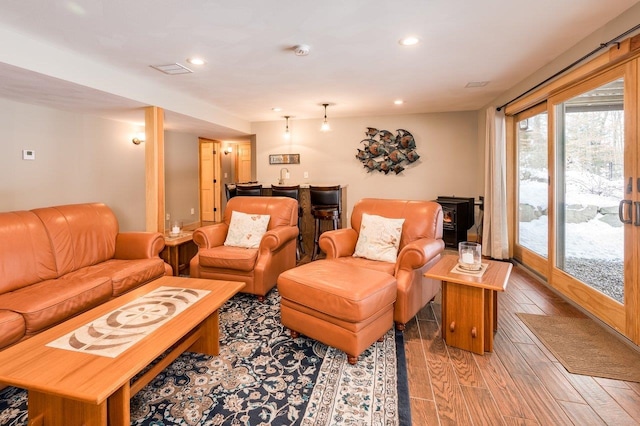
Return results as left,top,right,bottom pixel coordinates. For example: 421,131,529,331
318,198,445,330
190,196,299,300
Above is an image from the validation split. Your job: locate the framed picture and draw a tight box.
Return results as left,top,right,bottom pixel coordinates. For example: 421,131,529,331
269,154,300,164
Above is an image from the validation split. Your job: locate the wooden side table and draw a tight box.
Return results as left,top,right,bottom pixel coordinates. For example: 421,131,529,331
424,254,512,354
161,231,197,276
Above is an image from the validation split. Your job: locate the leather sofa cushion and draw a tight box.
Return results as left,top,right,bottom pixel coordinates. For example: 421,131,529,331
0,211,58,294
32,203,119,276
199,246,258,271
0,276,112,335
0,310,25,348
329,256,396,275
222,197,297,230
61,258,167,297
277,260,396,323
350,198,443,249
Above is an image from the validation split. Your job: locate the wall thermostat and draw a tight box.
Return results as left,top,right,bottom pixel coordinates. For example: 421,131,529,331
22,149,35,160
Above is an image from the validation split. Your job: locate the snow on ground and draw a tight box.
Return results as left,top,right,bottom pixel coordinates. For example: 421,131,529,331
519,215,623,261
519,173,623,261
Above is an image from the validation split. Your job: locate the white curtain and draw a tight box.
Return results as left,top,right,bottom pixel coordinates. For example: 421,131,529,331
482,107,509,259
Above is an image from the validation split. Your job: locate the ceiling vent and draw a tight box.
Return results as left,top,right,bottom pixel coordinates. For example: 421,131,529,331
465,81,490,88
150,63,193,75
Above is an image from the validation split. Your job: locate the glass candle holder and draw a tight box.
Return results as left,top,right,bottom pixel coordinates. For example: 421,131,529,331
458,241,482,271
170,220,182,236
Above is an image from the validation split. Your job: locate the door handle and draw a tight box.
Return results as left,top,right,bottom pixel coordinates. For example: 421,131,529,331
635,202,640,226
619,199,632,224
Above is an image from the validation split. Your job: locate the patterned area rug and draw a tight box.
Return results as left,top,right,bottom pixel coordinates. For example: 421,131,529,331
0,289,411,425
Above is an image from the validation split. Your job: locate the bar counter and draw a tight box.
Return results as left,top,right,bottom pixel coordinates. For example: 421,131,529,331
228,183,347,257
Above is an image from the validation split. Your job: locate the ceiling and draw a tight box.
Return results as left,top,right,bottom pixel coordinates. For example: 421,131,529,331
0,0,638,139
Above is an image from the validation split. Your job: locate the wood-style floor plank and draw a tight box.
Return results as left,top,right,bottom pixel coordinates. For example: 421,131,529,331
473,351,537,421
406,263,640,426
558,400,607,425
419,319,473,425
460,385,506,425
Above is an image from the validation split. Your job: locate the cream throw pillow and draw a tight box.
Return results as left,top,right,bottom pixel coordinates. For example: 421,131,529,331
224,211,270,249
353,213,405,263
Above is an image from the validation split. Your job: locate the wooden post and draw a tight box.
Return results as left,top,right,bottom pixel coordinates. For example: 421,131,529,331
145,106,165,233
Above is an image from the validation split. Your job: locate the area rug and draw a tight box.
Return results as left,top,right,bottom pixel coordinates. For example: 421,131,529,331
0,289,411,425
517,313,640,383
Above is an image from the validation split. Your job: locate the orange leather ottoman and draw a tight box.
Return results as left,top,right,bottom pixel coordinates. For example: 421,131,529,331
277,260,396,364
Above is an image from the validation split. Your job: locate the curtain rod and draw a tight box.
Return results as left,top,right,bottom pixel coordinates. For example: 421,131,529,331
496,23,640,112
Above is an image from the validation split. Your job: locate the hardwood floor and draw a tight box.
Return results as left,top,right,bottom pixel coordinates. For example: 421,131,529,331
405,263,640,425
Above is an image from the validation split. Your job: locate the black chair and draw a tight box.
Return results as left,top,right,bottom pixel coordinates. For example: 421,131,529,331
309,185,341,260
224,183,237,201
272,184,305,261
236,183,263,196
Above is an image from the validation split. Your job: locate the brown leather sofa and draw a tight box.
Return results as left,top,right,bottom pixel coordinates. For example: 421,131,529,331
190,196,299,300
318,198,445,330
0,203,170,350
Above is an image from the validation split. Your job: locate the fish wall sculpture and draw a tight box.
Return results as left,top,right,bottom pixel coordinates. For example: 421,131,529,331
356,127,420,175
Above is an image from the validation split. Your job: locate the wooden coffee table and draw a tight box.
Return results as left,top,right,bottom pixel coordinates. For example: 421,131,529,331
0,276,244,426
425,254,512,355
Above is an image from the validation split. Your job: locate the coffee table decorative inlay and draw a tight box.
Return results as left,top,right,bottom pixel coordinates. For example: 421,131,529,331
47,286,210,357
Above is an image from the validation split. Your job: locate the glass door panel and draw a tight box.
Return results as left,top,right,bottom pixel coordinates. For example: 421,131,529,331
555,78,625,304
517,112,548,258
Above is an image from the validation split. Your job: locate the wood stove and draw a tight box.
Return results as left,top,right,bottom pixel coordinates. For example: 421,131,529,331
435,196,475,248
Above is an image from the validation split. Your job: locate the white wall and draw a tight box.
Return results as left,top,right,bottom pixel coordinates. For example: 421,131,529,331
165,130,200,228
252,111,481,222
0,97,147,231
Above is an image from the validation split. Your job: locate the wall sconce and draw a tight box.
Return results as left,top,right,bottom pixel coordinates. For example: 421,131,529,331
283,115,291,140
321,103,331,132
224,146,233,155
132,132,145,145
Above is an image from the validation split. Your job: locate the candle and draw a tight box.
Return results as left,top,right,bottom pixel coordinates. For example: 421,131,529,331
171,226,180,235
461,252,474,265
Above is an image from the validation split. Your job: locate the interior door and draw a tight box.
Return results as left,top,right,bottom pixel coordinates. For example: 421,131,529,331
236,142,252,182
199,139,222,222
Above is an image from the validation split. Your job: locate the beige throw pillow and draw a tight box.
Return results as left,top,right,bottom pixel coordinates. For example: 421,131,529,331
353,213,404,263
224,211,270,249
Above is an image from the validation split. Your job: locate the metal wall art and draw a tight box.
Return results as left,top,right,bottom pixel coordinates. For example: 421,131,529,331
356,128,419,175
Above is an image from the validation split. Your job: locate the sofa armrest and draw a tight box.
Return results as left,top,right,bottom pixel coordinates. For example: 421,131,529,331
114,232,165,259
396,238,445,272
260,226,298,252
192,224,229,248
319,228,359,258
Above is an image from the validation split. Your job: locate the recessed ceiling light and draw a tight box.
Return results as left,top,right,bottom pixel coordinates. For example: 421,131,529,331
394,100,404,105
399,36,420,46
186,57,206,65
272,107,282,112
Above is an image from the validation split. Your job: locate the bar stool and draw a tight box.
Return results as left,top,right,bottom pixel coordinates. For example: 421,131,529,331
272,185,305,261
236,183,263,196
224,183,237,201
309,185,341,260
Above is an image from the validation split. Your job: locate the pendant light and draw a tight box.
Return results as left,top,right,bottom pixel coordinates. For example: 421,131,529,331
283,115,291,139
321,103,331,132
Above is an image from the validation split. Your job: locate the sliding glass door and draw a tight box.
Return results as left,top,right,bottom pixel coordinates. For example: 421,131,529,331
555,78,625,305
513,62,638,337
